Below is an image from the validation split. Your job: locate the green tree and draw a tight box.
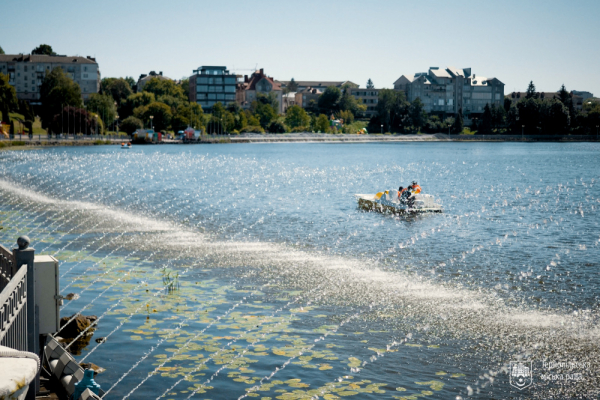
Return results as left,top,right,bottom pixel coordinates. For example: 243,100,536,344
248,114,261,127
525,81,537,99
557,84,570,105
517,98,541,135
0,72,18,123
171,103,204,131
50,106,94,135
179,78,189,100
444,117,455,132
317,86,342,114
541,99,570,136
86,93,117,128
157,95,182,109
32,44,55,55
314,114,330,133
253,101,277,128
557,84,576,122
0,45,4,55
583,103,600,137
479,103,493,134
206,118,225,134
100,77,116,95
143,77,185,100
453,109,464,134
503,97,512,113
105,78,133,105
506,103,519,133
256,93,279,111
211,102,226,118
87,112,104,135
138,102,172,131
120,116,144,134
409,98,427,132
119,92,156,119
268,121,286,133
285,105,310,129
339,89,366,116
337,109,354,125
425,115,442,133
376,89,410,132
490,104,506,131
226,102,241,114
366,79,374,89
234,110,248,131
288,78,298,92
39,67,82,131
18,100,35,121
125,76,136,91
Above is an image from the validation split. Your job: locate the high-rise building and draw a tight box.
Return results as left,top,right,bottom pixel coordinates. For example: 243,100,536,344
0,54,100,104
394,67,504,118
188,66,237,111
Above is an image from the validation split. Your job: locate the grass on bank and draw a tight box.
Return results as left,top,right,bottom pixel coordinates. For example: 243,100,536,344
2,111,129,137
0,140,27,149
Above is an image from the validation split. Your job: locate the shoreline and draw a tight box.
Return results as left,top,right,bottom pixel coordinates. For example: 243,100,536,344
0,132,596,150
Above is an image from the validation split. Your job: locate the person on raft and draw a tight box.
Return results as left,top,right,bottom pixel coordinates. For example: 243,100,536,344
410,181,422,194
398,186,415,207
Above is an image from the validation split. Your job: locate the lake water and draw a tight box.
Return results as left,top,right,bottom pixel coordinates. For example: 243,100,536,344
1,142,599,399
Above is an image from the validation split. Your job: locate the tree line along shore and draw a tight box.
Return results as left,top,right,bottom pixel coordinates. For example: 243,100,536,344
1,46,599,140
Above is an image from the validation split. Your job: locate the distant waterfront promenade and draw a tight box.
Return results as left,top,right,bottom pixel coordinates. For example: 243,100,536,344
1,132,595,150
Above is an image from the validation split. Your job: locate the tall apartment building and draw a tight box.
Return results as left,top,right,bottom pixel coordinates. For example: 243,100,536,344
188,66,237,111
0,54,100,104
394,67,504,118
348,88,382,118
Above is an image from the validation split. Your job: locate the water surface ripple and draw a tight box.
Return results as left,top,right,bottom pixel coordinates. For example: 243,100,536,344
1,142,598,399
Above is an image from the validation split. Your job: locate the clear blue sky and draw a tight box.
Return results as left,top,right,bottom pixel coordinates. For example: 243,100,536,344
2,0,599,95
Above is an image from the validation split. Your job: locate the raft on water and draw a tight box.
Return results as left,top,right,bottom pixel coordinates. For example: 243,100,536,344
355,190,443,214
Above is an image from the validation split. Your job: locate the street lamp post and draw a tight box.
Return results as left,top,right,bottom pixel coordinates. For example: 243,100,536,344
115,114,119,139
522,125,525,141
150,115,154,131
381,124,383,134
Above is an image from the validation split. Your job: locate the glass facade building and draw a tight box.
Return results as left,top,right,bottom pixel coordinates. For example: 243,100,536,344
189,66,237,111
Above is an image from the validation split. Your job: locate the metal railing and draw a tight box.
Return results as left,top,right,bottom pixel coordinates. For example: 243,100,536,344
0,253,28,351
0,243,16,291
0,238,39,400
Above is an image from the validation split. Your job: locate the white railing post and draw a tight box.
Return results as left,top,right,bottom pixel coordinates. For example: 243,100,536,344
13,236,38,400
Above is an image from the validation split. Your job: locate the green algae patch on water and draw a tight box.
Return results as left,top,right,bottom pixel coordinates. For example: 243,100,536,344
415,380,444,391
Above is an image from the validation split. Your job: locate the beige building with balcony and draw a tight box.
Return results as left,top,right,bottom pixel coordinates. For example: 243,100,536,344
394,66,504,118
348,88,382,118
0,54,100,104
295,87,323,110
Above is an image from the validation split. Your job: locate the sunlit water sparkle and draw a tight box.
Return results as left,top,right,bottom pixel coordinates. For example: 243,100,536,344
0,142,599,399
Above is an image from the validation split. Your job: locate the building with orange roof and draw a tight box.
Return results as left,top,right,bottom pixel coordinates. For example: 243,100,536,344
237,69,283,113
